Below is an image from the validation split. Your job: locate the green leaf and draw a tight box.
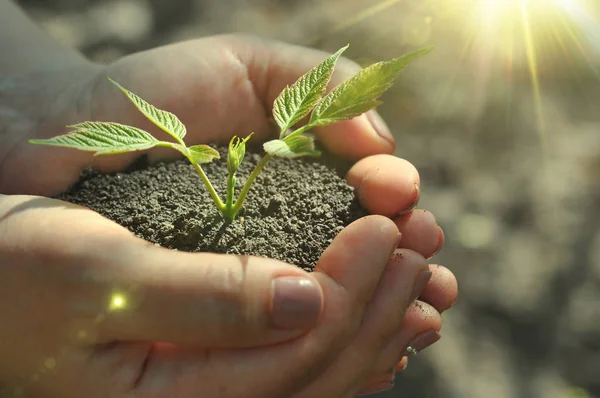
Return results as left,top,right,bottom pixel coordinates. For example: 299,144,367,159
309,46,433,126
29,121,159,155
109,77,187,142
188,144,220,164
263,135,321,158
227,133,253,174
273,45,348,135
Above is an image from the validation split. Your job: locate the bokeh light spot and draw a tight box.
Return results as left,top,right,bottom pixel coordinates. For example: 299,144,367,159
44,357,56,370
456,213,498,249
108,292,128,311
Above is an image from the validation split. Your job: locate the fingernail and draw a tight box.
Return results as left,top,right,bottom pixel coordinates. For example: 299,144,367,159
426,226,444,259
407,183,420,212
271,276,323,330
366,111,394,145
358,380,395,396
395,357,408,372
410,270,432,302
396,232,403,246
403,329,441,356
394,183,420,217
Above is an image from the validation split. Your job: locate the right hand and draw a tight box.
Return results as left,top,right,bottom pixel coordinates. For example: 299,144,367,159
0,191,454,398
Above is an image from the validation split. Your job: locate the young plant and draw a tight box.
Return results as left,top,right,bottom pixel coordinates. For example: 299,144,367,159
30,45,433,220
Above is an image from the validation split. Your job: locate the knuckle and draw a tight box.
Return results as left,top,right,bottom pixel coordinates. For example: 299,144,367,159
202,257,252,328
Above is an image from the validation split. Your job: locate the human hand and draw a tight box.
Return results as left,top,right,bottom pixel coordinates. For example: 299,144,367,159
0,35,457,397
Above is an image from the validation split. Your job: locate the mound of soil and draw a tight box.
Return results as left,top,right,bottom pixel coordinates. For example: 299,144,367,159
57,145,368,271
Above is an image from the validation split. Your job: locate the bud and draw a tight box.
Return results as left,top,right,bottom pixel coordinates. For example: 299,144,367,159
227,133,253,175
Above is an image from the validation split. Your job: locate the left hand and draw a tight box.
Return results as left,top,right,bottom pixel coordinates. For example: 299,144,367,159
1,34,456,396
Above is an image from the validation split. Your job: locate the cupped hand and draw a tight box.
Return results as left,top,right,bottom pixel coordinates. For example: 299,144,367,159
0,35,457,397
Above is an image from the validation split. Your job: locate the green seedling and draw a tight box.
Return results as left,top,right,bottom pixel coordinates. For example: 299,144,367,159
30,45,433,220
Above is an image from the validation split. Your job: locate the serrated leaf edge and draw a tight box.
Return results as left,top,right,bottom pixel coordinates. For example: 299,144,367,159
273,45,348,134
108,77,187,142
30,121,160,156
309,46,434,126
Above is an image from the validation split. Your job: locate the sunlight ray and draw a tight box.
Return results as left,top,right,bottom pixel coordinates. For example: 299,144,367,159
519,0,547,153
432,33,476,121
324,0,403,39
555,8,600,82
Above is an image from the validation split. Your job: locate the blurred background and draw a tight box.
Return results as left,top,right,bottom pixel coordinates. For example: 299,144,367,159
15,0,600,397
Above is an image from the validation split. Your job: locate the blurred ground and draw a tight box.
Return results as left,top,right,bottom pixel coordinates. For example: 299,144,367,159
16,0,600,397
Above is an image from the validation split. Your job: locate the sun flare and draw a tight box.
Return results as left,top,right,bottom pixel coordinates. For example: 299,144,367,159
456,0,600,149
316,0,600,152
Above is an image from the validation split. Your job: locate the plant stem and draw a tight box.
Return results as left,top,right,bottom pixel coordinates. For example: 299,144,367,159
161,141,226,213
186,154,226,212
229,153,272,216
225,122,317,219
225,174,236,210
283,123,313,140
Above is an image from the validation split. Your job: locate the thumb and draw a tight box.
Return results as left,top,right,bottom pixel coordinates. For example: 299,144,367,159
96,238,324,348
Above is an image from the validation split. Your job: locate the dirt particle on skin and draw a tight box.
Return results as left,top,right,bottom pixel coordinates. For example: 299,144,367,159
57,145,368,270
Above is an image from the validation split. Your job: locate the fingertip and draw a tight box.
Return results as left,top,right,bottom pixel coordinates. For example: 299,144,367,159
401,300,443,337
394,210,441,258
426,226,444,259
420,264,458,313
315,215,399,298
347,155,420,217
335,214,400,243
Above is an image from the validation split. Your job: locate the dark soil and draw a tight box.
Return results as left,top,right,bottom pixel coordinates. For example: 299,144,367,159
57,145,367,271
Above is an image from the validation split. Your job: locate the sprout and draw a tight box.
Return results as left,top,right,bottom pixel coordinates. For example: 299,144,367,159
30,45,433,220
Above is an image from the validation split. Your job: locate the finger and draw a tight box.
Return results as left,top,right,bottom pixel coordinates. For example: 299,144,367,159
298,249,430,398
419,264,458,312
95,241,325,348
369,300,442,375
314,215,401,306
130,215,401,398
226,36,396,158
394,209,444,259
113,216,398,351
4,196,326,349
357,356,409,396
346,154,420,217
